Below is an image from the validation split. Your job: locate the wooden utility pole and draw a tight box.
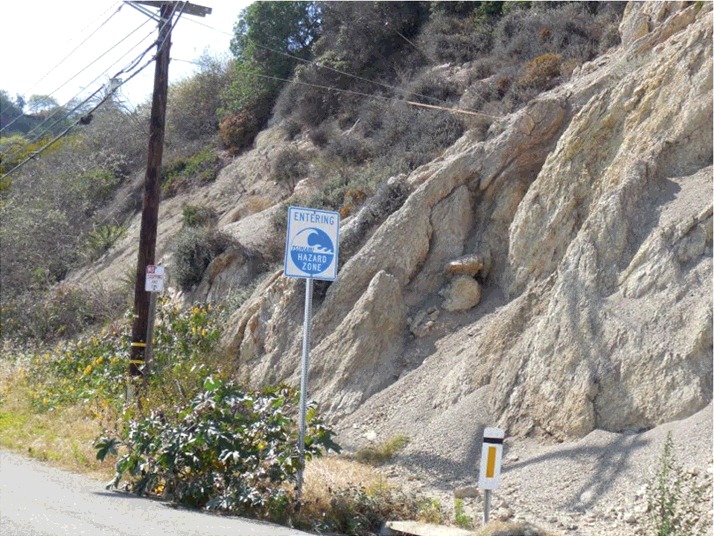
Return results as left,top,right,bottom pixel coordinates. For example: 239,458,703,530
129,1,211,378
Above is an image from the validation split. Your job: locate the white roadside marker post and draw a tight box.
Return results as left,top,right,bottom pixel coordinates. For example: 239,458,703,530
283,206,340,503
478,427,505,525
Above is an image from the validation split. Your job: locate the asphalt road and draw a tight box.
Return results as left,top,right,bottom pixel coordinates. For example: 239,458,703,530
0,451,312,536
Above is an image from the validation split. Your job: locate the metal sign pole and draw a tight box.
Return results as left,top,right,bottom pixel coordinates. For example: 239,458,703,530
144,291,158,375
483,489,491,525
296,277,314,503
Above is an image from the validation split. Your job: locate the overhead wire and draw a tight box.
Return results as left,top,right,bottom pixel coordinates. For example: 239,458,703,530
0,1,124,134
246,71,495,119
182,17,451,108
183,16,496,116
3,23,157,161
1,3,185,181
5,18,155,146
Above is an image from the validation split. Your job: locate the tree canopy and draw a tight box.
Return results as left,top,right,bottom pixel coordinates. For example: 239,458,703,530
222,2,322,118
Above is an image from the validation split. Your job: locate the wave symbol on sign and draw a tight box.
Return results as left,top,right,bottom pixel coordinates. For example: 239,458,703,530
290,227,334,275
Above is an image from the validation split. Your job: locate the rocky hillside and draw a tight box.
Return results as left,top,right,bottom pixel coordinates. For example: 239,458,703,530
77,1,712,435
211,0,712,437
70,3,711,530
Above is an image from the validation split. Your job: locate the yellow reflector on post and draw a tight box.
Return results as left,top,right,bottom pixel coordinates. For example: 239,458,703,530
486,446,497,478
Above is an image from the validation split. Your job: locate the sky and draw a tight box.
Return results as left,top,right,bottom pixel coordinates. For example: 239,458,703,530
0,0,253,109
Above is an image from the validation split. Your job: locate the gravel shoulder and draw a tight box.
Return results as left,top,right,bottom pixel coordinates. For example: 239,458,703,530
337,403,712,535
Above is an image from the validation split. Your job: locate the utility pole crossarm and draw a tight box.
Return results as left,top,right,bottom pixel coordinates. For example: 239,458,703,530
130,1,212,18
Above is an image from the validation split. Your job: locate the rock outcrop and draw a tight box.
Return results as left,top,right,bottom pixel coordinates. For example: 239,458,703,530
215,2,712,447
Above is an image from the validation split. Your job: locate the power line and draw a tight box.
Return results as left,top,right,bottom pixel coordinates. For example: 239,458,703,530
0,56,155,182
185,14,499,114
3,18,154,144
3,25,158,161
0,7,186,182
0,1,124,134
246,70,496,119
183,16,451,108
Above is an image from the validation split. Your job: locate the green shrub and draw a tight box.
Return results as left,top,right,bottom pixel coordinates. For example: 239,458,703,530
172,227,234,291
96,378,340,516
181,204,218,228
15,296,223,413
82,224,126,261
454,498,474,529
270,146,310,188
355,434,409,466
646,432,710,536
162,148,221,197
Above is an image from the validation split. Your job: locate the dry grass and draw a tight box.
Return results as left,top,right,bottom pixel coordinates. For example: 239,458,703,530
0,374,115,481
301,455,387,510
475,521,562,536
355,434,410,466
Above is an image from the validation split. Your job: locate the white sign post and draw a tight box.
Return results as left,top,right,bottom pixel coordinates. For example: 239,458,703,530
284,206,340,502
478,427,505,525
144,265,165,374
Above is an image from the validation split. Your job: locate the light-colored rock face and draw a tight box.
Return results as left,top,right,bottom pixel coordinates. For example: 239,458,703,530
216,1,712,446
441,276,481,312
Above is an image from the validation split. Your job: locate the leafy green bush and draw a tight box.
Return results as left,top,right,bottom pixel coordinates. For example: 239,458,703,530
21,297,223,412
82,224,126,261
646,432,710,536
96,378,340,517
181,204,218,228
222,2,322,132
162,147,221,197
270,146,309,188
172,226,234,291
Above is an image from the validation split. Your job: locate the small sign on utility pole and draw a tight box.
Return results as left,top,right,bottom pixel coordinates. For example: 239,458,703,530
143,264,165,376
145,264,165,292
284,206,340,503
478,427,505,525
